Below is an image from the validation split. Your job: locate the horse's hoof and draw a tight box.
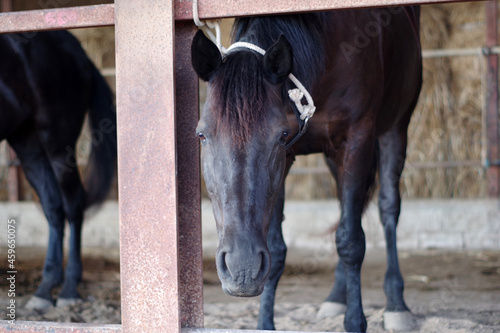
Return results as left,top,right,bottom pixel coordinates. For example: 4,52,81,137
56,297,82,308
24,296,54,311
384,311,414,331
316,301,347,319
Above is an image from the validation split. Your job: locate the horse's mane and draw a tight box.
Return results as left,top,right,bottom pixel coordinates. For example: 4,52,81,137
232,14,328,89
210,14,328,146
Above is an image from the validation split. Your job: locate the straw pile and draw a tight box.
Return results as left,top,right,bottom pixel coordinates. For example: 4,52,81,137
404,2,487,198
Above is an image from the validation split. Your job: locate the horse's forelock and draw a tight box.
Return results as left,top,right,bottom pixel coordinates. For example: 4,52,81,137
211,51,271,147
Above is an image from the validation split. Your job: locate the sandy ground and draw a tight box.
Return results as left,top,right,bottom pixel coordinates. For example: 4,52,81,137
0,248,499,332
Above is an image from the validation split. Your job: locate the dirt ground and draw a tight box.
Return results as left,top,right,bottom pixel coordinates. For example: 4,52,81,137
1,248,499,332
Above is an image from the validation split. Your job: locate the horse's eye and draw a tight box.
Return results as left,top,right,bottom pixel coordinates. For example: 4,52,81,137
279,131,289,145
197,132,208,145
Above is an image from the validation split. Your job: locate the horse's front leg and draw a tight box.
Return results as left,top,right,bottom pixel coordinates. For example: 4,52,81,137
257,185,286,330
378,129,413,330
335,137,377,333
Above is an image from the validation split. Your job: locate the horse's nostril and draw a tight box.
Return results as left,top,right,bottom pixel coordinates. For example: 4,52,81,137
251,252,264,280
220,252,226,268
261,252,268,271
253,251,270,281
217,251,235,280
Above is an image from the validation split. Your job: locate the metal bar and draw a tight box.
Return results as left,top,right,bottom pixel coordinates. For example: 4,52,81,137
183,329,344,333
422,47,484,58
0,4,114,34
7,147,22,201
423,46,500,58
175,22,204,328
115,0,181,332
0,322,340,333
1,0,11,12
485,0,500,197
288,160,485,175
0,0,23,202
174,0,474,21
0,320,121,332
406,160,484,169
0,0,482,34
101,68,116,77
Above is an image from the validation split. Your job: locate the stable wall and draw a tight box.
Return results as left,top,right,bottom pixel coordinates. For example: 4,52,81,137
1,200,498,261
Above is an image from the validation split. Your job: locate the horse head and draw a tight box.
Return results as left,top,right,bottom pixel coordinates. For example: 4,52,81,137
192,30,293,296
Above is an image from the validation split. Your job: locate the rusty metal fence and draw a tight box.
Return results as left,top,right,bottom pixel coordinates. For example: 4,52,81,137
0,0,497,332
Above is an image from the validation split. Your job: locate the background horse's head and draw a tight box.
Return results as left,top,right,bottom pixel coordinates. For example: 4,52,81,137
192,30,293,296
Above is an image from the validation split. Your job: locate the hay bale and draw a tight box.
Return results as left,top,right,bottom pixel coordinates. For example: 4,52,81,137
402,3,488,198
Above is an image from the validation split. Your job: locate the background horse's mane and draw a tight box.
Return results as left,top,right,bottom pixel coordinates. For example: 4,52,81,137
210,14,329,146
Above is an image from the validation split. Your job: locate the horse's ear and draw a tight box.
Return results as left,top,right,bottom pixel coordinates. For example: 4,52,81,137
263,35,293,84
191,30,222,81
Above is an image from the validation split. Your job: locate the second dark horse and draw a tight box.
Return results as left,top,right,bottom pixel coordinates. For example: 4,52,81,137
1,31,116,309
192,7,422,332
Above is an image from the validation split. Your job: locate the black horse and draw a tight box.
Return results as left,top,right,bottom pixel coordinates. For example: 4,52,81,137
192,7,422,332
1,31,116,309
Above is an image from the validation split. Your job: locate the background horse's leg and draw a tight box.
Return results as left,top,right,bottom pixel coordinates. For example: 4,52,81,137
257,184,287,330
7,123,65,310
43,145,85,306
378,128,413,330
37,107,86,306
317,156,347,318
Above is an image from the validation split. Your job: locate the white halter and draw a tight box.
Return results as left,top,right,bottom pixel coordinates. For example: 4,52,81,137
226,42,316,121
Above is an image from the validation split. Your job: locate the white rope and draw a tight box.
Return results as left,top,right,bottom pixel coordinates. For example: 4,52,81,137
193,0,316,120
227,43,316,120
227,42,265,56
288,74,316,120
192,0,226,53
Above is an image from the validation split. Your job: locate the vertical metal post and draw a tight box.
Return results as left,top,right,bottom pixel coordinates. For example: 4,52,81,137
115,0,181,332
7,148,23,202
0,0,12,12
486,0,500,197
175,22,204,328
0,0,22,202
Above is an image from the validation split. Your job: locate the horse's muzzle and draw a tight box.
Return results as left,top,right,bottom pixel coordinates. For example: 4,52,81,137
215,241,271,297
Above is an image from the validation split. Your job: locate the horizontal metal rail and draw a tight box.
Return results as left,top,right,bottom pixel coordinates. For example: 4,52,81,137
174,0,473,20
0,321,343,332
0,0,477,34
0,4,114,33
423,46,500,58
0,320,121,332
288,160,485,175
